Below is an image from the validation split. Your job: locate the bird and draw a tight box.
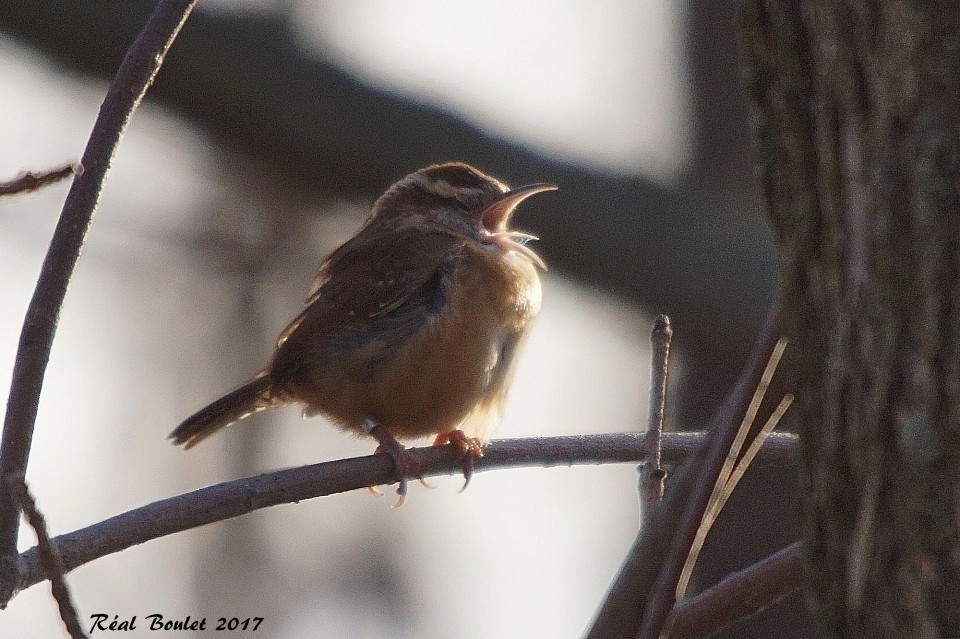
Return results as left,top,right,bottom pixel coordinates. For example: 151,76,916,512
169,162,556,504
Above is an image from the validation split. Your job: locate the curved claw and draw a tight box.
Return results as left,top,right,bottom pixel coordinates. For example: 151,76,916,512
433,430,484,492
363,418,425,507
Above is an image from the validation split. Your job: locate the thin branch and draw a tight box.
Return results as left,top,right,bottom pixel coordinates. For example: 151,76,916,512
0,164,79,197
639,315,672,527
637,304,783,639
661,431,796,468
8,432,797,600
6,475,88,639
584,301,783,639
667,541,804,639
0,0,198,604
586,429,715,639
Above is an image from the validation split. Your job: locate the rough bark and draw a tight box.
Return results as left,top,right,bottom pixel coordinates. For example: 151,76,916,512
741,2,960,637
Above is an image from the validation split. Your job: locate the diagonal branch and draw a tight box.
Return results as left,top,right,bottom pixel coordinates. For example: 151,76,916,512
667,541,804,639
636,302,782,639
9,432,797,602
584,301,782,639
0,0,198,603
6,475,88,639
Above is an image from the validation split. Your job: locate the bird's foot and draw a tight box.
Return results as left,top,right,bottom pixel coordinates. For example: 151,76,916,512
433,430,484,491
363,419,426,507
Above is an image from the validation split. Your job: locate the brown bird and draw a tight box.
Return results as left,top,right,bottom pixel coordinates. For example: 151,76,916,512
169,162,555,503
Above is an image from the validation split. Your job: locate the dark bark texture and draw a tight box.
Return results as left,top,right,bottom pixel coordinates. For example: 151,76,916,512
740,2,960,637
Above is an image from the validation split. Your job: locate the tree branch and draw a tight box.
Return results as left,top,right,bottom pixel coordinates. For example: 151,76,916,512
639,315,672,525
8,432,797,601
584,301,783,639
0,164,79,197
636,302,782,639
6,475,87,639
667,541,804,639
0,0,198,604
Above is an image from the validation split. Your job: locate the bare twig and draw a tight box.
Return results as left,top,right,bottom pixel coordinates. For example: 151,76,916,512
637,305,783,639
8,432,797,601
584,302,783,639
661,431,796,468
0,164,79,197
667,541,804,639
0,0,198,605
586,431,715,639
6,475,88,639
639,315,672,527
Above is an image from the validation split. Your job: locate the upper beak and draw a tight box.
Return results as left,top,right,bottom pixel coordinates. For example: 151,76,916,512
481,183,558,231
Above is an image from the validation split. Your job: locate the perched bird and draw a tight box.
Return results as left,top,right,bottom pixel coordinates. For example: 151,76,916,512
169,162,555,503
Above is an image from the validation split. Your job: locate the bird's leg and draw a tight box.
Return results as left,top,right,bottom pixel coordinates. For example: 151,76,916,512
433,430,484,491
362,418,426,507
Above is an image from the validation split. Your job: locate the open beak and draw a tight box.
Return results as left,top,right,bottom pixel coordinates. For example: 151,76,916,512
481,183,557,271
481,183,557,232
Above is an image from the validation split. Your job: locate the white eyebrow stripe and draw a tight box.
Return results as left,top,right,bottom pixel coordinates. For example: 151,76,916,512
429,179,460,198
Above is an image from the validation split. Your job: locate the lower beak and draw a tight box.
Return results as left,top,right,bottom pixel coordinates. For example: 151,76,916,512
481,183,557,232
491,231,548,271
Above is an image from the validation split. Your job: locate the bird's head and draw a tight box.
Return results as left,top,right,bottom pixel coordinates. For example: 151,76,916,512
371,162,556,269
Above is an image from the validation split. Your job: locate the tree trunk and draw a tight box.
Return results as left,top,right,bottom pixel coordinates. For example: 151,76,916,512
740,1,960,637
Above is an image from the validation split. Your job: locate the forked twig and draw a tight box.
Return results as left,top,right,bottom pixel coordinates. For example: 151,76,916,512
636,308,785,639
584,302,782,639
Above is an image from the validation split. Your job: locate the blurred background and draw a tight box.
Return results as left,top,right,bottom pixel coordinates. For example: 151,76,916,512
0,1,801,637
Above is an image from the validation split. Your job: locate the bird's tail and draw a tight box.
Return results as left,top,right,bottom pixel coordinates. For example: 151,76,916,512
169,375,283,449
